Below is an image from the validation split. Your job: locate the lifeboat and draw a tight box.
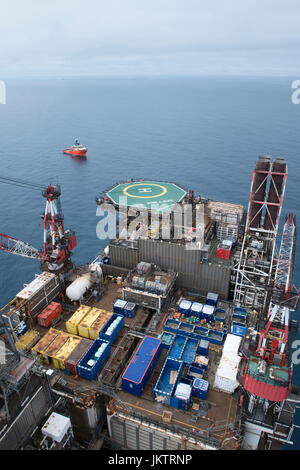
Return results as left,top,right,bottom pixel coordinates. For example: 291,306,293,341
63,139,87,157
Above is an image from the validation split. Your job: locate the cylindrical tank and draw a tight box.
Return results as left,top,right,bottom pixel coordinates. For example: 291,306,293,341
263,157,287,230
89,262,103,280
248,156,271,228
66,273,92,301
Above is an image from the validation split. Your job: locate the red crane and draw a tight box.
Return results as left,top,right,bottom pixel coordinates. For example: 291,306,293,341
0,176,76,272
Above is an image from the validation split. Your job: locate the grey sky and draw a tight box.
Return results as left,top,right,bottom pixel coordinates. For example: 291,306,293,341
1,0,300,77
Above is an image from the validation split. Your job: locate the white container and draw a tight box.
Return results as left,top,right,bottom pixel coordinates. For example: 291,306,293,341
191,302,203,313
41,412,71,443
179,300,192,310
202,305,215,315
114,299,127,309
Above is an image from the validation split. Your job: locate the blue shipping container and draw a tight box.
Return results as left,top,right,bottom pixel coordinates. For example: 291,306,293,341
233,307,247,320
153,358,183,406
192,378,209,399
122,336,162,396
190,302,203,319
202,304,215,321
206,292,218,306
178,322,194,337
123,302,137,318
198,339,209,356
164,318,181,334
168,334,187,361
161,332,175,349
77,338,110,381
171,382,192,410
113,299,127,315
187,365,204,381
100,313,124,343
178,299,192,316
181,337,199,365
231,322,247,337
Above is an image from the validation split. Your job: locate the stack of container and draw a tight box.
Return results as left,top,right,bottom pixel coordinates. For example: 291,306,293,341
192,378,209,400
77,338,111,380
122,336,162,396
113,299,127,315
215,308,228,322
37,302,62,328
214,334,242,393
178,299,192,317
66,305,91,335
231,307,247,336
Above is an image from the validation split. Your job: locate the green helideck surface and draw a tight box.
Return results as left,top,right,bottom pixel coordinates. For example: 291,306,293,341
106,181,187,213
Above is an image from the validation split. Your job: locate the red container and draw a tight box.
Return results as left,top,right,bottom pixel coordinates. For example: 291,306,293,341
37,302,62,327
65,338,93,375
223,248,231,260
216,246,224,259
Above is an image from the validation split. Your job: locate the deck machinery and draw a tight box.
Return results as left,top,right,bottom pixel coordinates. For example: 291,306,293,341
0,157,299,450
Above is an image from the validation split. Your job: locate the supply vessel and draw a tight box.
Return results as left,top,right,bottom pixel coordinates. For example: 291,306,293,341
0,155,299,451
63,139,87,157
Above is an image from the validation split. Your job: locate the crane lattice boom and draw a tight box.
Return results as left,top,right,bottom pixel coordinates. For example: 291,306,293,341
0,233,47,260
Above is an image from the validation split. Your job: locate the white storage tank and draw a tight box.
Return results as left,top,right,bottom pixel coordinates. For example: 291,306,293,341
66,273,92,301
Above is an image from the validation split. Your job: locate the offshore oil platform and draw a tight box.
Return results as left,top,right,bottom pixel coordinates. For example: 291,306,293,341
0,156,299,450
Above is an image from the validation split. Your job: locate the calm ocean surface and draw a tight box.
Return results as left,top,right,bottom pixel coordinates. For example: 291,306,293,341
0,76,299,447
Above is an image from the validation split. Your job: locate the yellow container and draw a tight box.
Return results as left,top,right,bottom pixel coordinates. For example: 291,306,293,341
89,309,113,340
43,330,70,363
78,307,103,338
32,328,61,362
52,335,82,369
66,305,91,335
15,330,40,352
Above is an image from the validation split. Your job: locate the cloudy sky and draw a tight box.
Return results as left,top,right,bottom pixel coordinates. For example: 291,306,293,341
1,0,300,77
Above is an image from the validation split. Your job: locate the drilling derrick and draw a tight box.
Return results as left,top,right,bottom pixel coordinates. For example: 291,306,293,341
233,156,288,310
